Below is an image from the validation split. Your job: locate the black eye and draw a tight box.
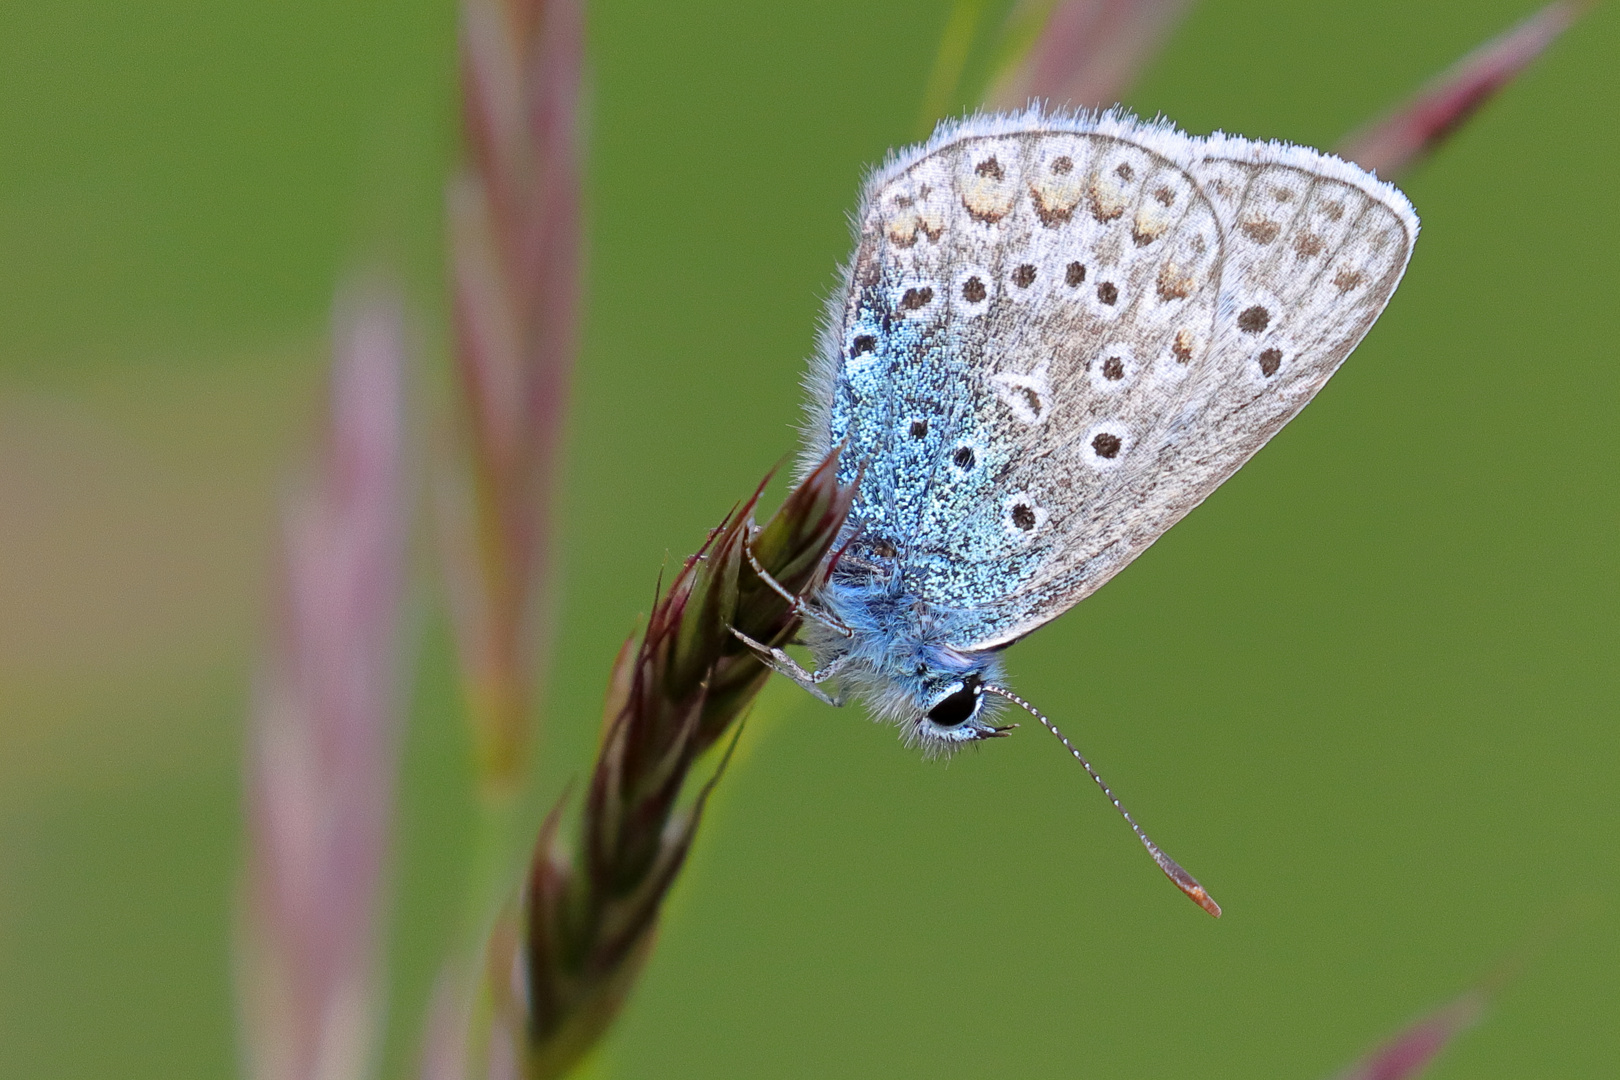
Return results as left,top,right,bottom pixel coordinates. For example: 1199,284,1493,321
926,675,983,728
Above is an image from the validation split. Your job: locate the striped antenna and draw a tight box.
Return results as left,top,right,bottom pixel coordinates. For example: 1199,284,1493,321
984,684,1221,918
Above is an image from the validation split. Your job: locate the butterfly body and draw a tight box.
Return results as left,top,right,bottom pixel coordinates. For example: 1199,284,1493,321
807,571,1009,743
783,108,1417,753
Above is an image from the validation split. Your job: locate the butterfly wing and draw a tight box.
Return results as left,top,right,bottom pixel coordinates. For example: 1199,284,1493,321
804,112,1417,650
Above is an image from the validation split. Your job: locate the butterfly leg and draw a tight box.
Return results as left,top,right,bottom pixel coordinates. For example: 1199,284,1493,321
742,532,854,639
730,628,847,707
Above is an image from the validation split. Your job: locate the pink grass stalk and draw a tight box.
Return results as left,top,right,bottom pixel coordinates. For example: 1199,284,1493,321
417,925,527,1080
1338,1,1589,179
984,0,1195,113
239,285,411,1080
1328,988,1487,1080
417,970,478,1080
446,0,585,795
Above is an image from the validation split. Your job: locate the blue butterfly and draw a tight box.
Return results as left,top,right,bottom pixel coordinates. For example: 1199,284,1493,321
736,109,1416,913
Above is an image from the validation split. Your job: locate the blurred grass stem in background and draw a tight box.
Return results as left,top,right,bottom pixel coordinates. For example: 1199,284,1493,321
442,0,584,803
237,283,410,1080
916,0,992,136
1329,988,1487,1080
423,0,586,1073
1336,0,1593,177
983,0,1197,113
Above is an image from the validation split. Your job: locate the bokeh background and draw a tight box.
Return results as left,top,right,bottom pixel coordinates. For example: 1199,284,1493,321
1,1,1616,1077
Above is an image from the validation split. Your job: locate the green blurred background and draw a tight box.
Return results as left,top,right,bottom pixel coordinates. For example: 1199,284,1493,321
1,1,1616,1076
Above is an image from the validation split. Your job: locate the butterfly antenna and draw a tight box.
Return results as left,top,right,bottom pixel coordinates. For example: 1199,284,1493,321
983,685,1222,919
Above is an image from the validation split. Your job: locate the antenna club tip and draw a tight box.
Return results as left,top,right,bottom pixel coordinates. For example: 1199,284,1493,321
1157,855,1222,917
1186,886,1222,919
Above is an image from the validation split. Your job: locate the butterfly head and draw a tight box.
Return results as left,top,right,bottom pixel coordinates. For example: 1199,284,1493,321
914,671,1017,750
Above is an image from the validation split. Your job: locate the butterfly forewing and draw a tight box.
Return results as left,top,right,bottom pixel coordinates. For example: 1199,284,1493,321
813,114,1416,649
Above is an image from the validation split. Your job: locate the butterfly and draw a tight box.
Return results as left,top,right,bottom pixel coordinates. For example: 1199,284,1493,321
735,108,1417,914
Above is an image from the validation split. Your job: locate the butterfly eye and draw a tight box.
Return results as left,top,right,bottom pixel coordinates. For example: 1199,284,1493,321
925,675,983,728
